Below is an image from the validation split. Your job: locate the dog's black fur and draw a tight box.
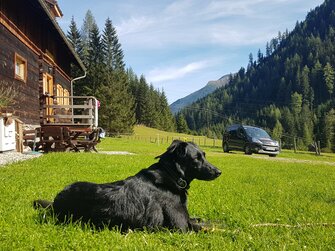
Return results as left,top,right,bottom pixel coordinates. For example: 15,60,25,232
33,140,221,232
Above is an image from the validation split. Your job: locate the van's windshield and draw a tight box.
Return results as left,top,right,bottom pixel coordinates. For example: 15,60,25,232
244,127,270,139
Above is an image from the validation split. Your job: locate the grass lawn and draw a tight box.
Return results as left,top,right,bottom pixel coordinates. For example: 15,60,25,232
1,129,335,250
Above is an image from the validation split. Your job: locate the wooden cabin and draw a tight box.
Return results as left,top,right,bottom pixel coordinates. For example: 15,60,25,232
0,0,100,152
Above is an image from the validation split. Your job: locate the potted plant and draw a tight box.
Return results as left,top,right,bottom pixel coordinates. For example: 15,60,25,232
0,82,17,117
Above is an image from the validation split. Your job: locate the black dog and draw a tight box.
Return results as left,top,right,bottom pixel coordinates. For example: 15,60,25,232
33,140,221,232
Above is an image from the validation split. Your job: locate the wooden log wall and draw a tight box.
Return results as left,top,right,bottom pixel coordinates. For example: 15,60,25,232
0,0,78,125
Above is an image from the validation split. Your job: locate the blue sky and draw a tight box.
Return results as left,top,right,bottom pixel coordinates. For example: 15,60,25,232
57,0,324,104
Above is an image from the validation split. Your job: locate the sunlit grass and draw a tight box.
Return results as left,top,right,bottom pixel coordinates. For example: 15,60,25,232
1,129,335,250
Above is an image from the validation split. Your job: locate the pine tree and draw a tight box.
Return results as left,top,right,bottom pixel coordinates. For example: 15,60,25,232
257,49,263,64
291,92,303,115
141,84,159,128
97,71,135,134
85,23,104,95
311,60,324,103
80,10,97,65
67,17,83,56
248,53,254,70
280,107,296,146
113,40,125,71
102,18,125,71
272,120,283,141
176,113,189,133
324,62,334,98
66,17,84,95
102,18,117,71
300,65,310,104
134,75,149,124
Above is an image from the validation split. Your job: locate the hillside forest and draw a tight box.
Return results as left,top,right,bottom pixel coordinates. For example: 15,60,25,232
67,11,176,135
178,0,335,152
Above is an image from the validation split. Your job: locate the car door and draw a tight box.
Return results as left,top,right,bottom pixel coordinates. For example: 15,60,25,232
235,127,247,150
228,129,240,150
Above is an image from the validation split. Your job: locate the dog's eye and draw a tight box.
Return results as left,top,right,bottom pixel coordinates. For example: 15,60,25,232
196,153,203,161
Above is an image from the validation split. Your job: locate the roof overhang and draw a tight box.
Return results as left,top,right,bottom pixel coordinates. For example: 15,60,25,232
37,0,86,73
44,0,63,18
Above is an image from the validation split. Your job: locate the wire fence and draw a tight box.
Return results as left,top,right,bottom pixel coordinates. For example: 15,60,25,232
121,134,223,148
120,133,326,155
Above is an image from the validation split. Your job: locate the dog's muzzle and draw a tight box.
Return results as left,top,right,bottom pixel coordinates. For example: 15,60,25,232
202,163,221,180
212,166,222,178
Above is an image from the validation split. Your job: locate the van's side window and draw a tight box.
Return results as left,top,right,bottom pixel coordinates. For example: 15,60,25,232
237,128,245,138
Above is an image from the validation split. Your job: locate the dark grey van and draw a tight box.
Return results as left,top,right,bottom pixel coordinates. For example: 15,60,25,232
222,125,280,157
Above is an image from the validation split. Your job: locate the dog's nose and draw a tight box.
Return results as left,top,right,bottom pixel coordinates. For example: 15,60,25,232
215,169,222,177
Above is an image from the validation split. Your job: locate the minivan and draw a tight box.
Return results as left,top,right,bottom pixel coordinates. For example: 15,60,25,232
222,124,280,157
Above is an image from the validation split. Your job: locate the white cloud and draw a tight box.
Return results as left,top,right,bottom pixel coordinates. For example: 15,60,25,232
116,0,304,49
116,16,154,36
209,24,277,45
147,61,211,83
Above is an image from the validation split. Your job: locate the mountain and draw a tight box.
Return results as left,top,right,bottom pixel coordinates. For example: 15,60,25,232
169,74,230,114
179,0,335,152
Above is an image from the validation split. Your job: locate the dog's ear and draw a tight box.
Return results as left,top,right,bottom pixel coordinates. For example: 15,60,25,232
155,140,188,159
174,141,188,158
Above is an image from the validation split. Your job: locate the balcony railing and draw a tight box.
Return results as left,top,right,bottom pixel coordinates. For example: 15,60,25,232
41,96,98,128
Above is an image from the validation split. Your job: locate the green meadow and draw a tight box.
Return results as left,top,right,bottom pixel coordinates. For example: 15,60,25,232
0,126,334,250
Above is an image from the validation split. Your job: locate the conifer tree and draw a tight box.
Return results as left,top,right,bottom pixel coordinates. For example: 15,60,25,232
176,113,189,133
324,62,334,98
134,75,149,124
272,120,283,141
97,71,135,134
66,17,84,95
102,18,117,71
80,10,96,65
85,23,104,95
311,60,324,103
67,17,83,57
158,90,175,131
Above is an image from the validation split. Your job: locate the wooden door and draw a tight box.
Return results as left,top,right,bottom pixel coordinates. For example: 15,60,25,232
43,73,54,122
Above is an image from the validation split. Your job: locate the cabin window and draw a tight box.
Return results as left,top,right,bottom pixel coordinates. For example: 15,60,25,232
14,53,27,82
56,84,64,105
64,89,70,107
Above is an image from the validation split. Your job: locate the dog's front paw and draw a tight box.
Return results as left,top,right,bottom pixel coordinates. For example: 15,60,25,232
188,222,203,232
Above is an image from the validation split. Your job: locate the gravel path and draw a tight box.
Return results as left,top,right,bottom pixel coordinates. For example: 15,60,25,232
98,151,134,155
0,151,134,167
250,155,335,166
0,151,42,166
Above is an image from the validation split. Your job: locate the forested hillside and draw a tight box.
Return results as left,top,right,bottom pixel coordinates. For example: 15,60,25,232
179,0,335,151
66,11,175,135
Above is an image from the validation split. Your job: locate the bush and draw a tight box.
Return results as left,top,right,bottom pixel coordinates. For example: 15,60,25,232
0,82,17,110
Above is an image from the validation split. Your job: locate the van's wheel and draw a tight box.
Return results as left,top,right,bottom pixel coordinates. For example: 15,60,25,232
244,145,252,155
223,143,229,153
269,154,276,157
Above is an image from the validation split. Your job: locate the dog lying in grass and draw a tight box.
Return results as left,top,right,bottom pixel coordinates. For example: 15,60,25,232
34,140,221,232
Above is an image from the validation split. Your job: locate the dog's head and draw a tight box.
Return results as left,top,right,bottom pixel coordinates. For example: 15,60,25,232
156,140,221,183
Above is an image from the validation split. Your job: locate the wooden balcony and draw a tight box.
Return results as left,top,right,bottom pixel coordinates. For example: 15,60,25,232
24,96,101,152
